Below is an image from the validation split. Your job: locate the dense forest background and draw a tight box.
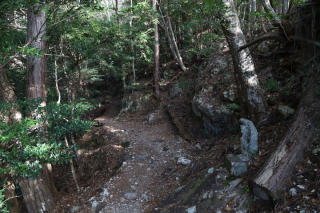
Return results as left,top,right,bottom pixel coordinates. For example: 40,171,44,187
0,0,319,212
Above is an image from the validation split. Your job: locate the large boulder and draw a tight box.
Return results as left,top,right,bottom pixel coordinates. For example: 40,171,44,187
192,43,238,137
120,90,156,115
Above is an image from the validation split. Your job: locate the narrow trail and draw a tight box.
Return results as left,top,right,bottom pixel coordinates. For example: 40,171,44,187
88,104,192,212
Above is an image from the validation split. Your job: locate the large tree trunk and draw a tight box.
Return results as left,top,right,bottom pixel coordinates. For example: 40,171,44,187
19,166,56,213
220,0,266,120
153,0,160,98
19,3,56,213
26,3,47,104
249,72,320,203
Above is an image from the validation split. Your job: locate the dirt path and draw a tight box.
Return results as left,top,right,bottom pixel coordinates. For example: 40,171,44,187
86,107,192,212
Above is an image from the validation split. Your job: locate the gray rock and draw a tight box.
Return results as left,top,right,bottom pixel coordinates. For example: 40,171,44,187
148,111,161,124
124,192,137,200
169,82,183,98
187,206,197,213
134,152,151,161
192,93,234,137
208,167,214,174
177,157,191,165
297,185,305,190
240,118,258,158
195,143,202,150
278,105,295,117
152,138,164,143
226,154,249,176
312,148,320,155
71,206,80,213
141,193,148,201
202,190,214,200
120,91,153,115
289,188,297,196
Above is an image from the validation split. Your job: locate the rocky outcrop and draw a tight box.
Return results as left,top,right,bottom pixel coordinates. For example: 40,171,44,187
192,43,238,137
120,90,156,115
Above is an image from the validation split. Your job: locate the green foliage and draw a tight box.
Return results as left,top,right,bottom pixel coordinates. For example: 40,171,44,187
243,185,249,193
0,184,9,213
264,79,279,92
0,100,94,179
227,103,240,111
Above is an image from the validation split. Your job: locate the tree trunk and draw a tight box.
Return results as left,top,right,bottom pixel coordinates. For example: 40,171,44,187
159,6,187,72
153,0,160,98
250,73,320,203
26,3,47,104
220,0,266,120
20,3,56,213
19,166,55,213
262,0,281,24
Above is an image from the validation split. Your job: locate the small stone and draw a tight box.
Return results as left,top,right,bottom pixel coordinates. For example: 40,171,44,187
226,154,249,176
148,111,161,124
101,188,109,197
187,205,197,213
297,185,305,190
141,193,148,201
175,186,184,192
91,200,99,208
124,192,137,200
277,105,295,117
152,138,164,143
299,210,306,213
177,157,191,165
71,206,80,213
202,191,214,200
195,143,202,150
312,148,320,155
289,188,297,196
208,167,214,174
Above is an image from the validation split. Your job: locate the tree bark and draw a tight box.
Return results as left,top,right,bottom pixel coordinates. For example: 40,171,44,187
159,7,187,72
250,73,320,202
262,0,281,24
20,3,56,213
220,0,266,120
26,3,47,104
153,0,160,98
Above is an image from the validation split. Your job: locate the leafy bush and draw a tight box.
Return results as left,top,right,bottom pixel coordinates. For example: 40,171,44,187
0,100,94,178
0,185,9,213
264,79,279,92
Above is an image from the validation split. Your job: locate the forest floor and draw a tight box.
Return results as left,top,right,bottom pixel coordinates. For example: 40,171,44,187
54,97,201,212
53,94,320,213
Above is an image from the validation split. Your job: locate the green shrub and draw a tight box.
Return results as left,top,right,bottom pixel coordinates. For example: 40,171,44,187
264,79,279,92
